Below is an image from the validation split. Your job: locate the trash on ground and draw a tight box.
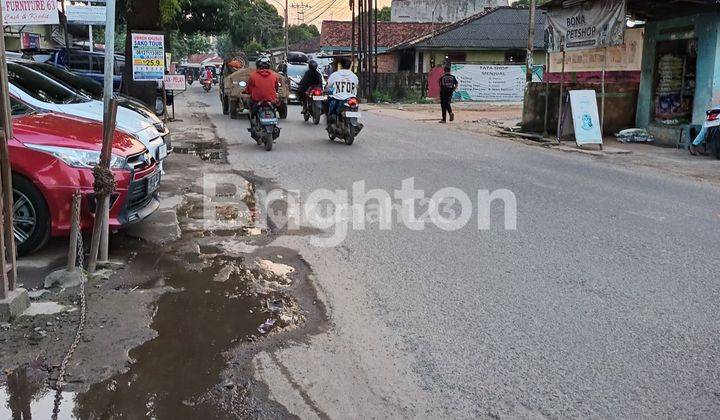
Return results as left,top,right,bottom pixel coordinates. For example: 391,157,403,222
616,128,655,143
257,318,276,334
22,302,69,316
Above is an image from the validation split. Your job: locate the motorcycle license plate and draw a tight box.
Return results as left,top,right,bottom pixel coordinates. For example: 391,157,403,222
260,118,278,125
157,144,168,160
345,111,361,118
313,96,327,101
147,172,161,193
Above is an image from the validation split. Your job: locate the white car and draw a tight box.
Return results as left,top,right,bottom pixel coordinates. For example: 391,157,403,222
7,63,167,164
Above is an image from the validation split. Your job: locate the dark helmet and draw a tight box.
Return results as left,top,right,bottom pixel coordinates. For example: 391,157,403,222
256,56,271,69
309,60,318,71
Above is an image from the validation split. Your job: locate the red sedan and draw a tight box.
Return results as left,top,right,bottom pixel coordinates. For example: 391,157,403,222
10,100,160,255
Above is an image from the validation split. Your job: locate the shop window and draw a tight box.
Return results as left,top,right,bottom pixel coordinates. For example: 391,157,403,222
445,52,466,64
505,50,527,63
653,39,697,125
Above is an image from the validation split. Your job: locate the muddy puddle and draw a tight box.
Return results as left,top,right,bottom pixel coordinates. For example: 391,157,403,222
1,246,304,418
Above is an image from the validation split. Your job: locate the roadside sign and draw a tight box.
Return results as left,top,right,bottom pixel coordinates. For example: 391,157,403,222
545,0,626,52
568,90,603,146
2,0,60,25
20,33,40,49
163,74,186,91
131,33,165,81
66,5,106,24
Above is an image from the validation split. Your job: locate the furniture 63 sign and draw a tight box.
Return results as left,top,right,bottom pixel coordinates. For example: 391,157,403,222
2,0,60,25
132,33,165,81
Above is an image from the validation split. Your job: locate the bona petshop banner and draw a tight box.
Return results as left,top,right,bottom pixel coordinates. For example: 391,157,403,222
545,0,626,52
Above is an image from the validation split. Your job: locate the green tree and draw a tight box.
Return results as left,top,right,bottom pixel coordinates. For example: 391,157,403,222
170,32,212,60
378,6,391,21
287,24,320,45
226,0,283,50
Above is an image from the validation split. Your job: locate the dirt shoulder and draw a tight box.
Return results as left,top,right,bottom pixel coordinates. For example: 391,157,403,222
368,102,720,185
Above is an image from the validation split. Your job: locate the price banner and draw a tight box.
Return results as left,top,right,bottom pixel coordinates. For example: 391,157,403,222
131,33,165,81
2,0,60,25
163,74,186,91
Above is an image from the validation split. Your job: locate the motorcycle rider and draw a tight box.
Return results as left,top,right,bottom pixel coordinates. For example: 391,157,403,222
245,56,280,118
298,60,323,114
325,56,358,125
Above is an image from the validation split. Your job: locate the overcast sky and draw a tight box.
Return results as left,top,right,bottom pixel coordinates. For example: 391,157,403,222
271,0,515,26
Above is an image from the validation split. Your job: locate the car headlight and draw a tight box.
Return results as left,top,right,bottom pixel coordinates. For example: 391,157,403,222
25,144,128,169
153,122,167,133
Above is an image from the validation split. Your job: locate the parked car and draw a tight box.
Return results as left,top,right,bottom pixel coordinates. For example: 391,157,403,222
6,63,168,166
9,99,160,255
22,48,172,116
15,60,171,149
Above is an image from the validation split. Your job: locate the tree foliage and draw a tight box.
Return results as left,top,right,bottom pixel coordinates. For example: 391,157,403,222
170,32,213,59
226,0,284,50
288,24,320,45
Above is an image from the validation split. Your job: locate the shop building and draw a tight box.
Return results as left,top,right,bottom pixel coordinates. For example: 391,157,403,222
633,6,720,146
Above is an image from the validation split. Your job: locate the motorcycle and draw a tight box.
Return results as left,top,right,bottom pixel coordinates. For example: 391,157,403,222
248,101,281,151
202,78,212,92
302,86,325,125
327,97,363,146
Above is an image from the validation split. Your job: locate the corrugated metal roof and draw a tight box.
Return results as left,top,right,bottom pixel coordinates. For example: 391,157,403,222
411,7,547,50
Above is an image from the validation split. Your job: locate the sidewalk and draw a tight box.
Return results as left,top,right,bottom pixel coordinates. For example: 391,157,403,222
368,102,720,185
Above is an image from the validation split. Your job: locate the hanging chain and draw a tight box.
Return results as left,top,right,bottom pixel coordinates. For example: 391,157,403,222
52,229,87,420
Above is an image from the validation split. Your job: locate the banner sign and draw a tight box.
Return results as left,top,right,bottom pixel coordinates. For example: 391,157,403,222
66,5,106,24
163,74,186,91
450,64,543,102
132,33,165,81
2,0,60,25
568,90,603,145
21,32,40,49
549,27,643,73
545,0,626,52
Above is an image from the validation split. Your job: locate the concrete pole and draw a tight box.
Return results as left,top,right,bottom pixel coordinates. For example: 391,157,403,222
88,1,94,53
526,0,536,83
67,192,81,272
284,0,289,60
103,0,116,114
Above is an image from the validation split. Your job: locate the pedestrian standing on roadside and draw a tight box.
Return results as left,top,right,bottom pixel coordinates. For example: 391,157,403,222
439,65,458,123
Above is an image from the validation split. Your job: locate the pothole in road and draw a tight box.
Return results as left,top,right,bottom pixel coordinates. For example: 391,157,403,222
173,145,226,161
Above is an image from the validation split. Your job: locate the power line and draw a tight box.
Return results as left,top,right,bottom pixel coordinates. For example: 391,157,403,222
290,2,313,24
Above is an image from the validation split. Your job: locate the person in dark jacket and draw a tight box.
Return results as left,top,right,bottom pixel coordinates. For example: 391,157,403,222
298,60,324,113
439,65,458,123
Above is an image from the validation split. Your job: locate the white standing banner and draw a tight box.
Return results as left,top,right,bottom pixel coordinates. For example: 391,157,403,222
163,74,186,91
545,0,626,52
451,64,542,102
2,0,60,25
568,90,603,146
66,5,106,24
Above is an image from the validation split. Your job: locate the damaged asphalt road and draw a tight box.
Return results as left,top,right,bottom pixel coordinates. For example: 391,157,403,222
1,93,327,418
3,84,720,419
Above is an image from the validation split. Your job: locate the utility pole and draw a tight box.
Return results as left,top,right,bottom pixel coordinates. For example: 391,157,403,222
526,0,536,83
351,0,355,70
284,0,289,59
290,3,312,25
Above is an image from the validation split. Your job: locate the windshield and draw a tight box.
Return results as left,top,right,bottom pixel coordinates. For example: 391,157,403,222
25,62,103,100
8,63,90,104
287,64,308,78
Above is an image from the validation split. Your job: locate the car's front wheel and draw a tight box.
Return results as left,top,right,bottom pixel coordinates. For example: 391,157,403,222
12,175,50,255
